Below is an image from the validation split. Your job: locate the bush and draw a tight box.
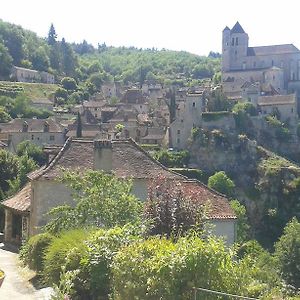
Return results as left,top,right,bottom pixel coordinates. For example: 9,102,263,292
202,111,231,122
43,229,89,284
19,233,53,272
208,171,235,197
112,235,260,299
153,149,190,167
169,168,208,183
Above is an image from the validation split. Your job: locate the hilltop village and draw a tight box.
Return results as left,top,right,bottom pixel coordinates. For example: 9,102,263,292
0,20,300,299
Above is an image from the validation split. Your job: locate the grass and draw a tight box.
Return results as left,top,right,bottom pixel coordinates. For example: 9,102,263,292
0,81,58,100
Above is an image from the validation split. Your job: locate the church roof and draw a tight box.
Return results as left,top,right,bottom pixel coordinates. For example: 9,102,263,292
247,44,300,56
223,26,230,32
231,22,245,34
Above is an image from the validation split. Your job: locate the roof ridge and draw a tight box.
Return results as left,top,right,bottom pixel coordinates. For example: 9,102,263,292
117,138,189,180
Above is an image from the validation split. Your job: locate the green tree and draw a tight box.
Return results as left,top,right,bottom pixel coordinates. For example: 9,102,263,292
230,200,250,243
16,140,47,166
44,170,142,234
61,77,77,91
60,38,76,76
76,112,82,138
208,171,235,197
0,106,11,123
31,46,50,72
47,23,57,46
0,42,13,78
0,149,19,193
274,218,300,289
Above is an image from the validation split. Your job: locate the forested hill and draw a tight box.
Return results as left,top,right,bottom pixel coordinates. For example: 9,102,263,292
0,19,221,85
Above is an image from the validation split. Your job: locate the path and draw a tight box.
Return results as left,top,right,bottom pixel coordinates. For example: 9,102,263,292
0,243,53,300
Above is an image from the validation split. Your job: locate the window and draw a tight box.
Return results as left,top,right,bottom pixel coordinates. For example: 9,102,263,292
235,37,238,45
50,135,55,141
231,38,234,46
177,138,180,144
235,50,237,55
272,60,274,66
181,119,184,123
31,135,34,140
192,102,196,107
291,108,294,113
177,129,180,134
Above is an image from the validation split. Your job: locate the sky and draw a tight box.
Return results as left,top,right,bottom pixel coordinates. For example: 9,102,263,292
1,0,299,56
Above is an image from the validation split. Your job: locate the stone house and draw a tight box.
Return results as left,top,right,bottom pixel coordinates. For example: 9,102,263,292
169,92,203,149
0,118,66,152
83,100,106,119
11,66,55,84
2,138,236,245
257,93,297,123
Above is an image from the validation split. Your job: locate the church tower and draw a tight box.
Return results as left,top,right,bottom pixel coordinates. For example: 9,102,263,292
222,26,231,72
222,22,249,71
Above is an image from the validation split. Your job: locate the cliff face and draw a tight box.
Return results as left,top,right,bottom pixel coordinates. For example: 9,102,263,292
189,129,300,246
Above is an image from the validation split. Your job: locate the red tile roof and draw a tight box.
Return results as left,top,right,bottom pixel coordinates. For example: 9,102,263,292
2,183,31,212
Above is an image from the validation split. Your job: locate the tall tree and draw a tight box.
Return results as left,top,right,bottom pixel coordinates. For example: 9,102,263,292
47,23,57,46
60,38,76,76
76,112,82,138
0,42,13,78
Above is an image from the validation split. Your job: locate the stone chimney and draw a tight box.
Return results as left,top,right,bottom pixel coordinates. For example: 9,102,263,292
93,140,113,171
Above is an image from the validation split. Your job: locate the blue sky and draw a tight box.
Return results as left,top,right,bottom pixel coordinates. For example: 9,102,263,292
1,0,299,56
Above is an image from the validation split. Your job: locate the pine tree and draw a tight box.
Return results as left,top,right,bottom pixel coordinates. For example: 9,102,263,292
47,23,57,46
76,112,82,138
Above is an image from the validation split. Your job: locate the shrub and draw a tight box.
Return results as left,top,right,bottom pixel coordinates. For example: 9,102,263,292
169,168,207,183
202,111,231,122
112,235,260,299
43,229,89,284
208,171,235,197
19,233,53,272
153,149,190,167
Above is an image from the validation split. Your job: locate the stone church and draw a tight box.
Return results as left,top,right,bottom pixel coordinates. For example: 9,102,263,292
222,22,300,104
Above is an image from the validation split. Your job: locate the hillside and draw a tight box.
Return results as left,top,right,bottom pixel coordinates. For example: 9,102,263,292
0,19,221,85
0,81,58,100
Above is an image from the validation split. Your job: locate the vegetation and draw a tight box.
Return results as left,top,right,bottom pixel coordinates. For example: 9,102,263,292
16,141,47,166
44,170,142,234
153,149,190,167
274,218,300,289
208,171,235,197
202,111,231,122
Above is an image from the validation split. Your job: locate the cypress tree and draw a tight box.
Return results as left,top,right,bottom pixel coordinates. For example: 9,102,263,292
76,112,82,138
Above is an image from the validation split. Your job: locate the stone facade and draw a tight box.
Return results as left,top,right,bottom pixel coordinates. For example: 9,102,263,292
11,66,55,84
222,22,300,97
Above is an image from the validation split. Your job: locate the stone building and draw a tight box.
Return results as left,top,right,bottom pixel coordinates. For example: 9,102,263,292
222,22,300,100
2,138,236,245
11,66,55,84
0,118,66,152
169,92,203,149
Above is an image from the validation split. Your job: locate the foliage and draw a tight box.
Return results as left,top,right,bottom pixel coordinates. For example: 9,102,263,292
16,140,47,166
76,112,82,138
202,111,231,122
232,101,256,132
67,225,141,299
0,149,19,193
169,168,208,183
44,170,142,234
232,101,257,116
153,149,190,167
51,267,79,300
208,171,235,197
230,200,250,243
265,115,291,142
0,42,13,78
115,123,124,133
61,77,77,91
207,89,232,112
274,218,300,289
0,106,11,122
144,178,208,237
43,229,88,284
112,235,263,299
19,233,54,272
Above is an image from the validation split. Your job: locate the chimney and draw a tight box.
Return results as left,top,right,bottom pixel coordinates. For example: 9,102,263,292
93,140,112,171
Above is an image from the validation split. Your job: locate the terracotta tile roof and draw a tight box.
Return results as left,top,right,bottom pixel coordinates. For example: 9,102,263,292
258,94,296,106
178,180,236,220
247,44,300,56
28,138,183,181
2,183,31,212
0,118,63,133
